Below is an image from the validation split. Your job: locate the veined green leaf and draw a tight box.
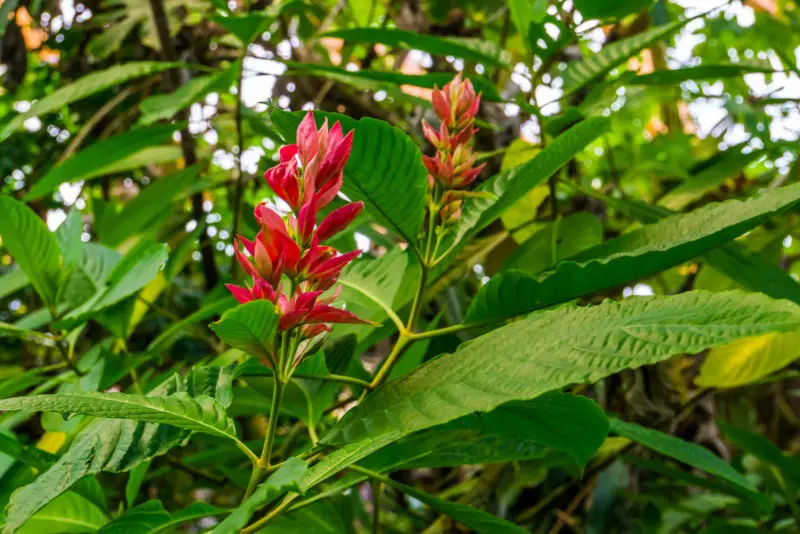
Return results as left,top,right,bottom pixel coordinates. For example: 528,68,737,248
561,180,800,304
563,18,688,92
3,374,192,531
323,27,509,67
436,117,610,262
658,149,765,211
57,241,168,328
629,64,776,85
696,330,800,388
305,291,800,492
0,196,63,307
98,165,202,246
336,248,408,335
0,62,185,141
270,110,428,252
212,458,307,533
16,492,109,534
55,209,84,269
210,300,279,364
25,124,183,201
609,418,767,511
285,62,503,102
467,182,800,322
0,391,238,441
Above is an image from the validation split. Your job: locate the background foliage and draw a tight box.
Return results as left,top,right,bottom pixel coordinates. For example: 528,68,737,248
2,0,800,532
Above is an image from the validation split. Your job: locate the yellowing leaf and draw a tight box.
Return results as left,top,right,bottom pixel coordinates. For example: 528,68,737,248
696,330,800,388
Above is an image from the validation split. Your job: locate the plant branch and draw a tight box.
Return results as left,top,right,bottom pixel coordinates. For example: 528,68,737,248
148,0,219,291
292,372,372,389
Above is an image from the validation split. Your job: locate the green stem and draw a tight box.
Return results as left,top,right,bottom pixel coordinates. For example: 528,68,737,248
371,480,383,534
365,334,409,393
290,373,371,388
260,378,285,469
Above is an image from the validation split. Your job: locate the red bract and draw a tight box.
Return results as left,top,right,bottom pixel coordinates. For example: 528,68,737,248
264,111,354,211
431,73,481,132
277,288,373,332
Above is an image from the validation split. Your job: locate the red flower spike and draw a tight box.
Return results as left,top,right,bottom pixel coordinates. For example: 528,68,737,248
303,305,376,326
233,240,256,278
309,249,361,279
316,201,364,242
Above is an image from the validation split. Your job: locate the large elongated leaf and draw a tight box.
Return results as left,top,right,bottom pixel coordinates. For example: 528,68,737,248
3,370,232,532
97,165,201,246
212,458,307,533
609,418,767,511
436,118,610,262
0,392,238,442
94,501,229,534
0,62,184,141
335,248,408,336
270,110,428,252
25,124,183,201
563,180,800,304
57,240,168,327
0,269,29,300
209,300,279,363
466,182,800,322
302,291,800,492
0,196,63,307
629,64,776,85
285,63,503,102
16,492,109,534
323,27,508,67
563,18,688,92
139,62,239,125
658,149,764,211
696,330,800,388
381,476,526,534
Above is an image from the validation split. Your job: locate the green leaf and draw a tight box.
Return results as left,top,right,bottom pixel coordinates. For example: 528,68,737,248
696,330,800,388
153,502,230,533
98,165,202,246
25,124,183,201
139,63,239,125
0,322,56,347
720,423,800,487
86,17,139,60
658,149,765,211
379,476,526,534
563,18,688,92
2,376,193,531
55,209,84,269
95,501,169,534
270,111,428,252
209,300,280,364
0,391,239,442
443,392,608,467
629,64,776,85
467,182,800,322
0,0,19,38
212,458,307,533
574,0,654,19
609,418,766,510
285,63,503,102
307,291,800,491
57,240,168,327
322,27,508,67
503,212,604,274
436,118,609,262
0,269,29,300
0,62,185,141
212,12,274,45
149,296,237,353
16,492,109,534
335,248,408,335
125,462,150,508
0,196,63,307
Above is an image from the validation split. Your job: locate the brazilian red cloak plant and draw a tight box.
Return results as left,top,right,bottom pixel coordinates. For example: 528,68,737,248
422,73,486,225
226,111,371,370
